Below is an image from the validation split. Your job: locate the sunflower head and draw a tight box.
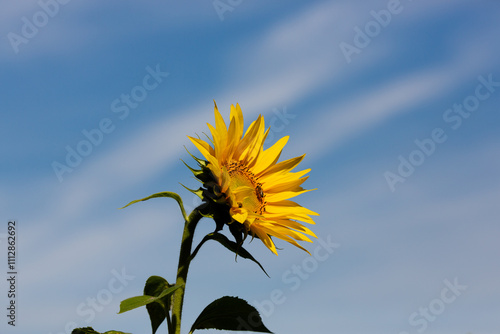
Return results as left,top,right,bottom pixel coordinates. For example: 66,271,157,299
187,102,318,255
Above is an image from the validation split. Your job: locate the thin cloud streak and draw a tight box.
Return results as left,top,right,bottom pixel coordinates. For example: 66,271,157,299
293,68,457,159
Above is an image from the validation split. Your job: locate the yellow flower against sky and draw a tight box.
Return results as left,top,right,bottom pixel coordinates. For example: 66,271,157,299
188,102,319,255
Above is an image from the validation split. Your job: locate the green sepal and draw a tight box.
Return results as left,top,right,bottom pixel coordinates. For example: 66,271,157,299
189,296,272,333
120,191,187,221
180,159,205,179
143,276,174,334
199,210,213,219
71,328,130,334
183,147,214,183
179,183,204,200
184,146,207,167
118,284,181,314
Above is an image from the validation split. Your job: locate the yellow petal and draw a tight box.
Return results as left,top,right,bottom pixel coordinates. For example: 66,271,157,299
257,154,305,179
250,224,278,255
230,104,244,141
257,224,311,254
252,136,289,174
242,123,267,164
187,136,218,168
225,119,238,161
231,186,255,202
271,219,318,238
214,105,228,149
220,166,231,193
265,200,319,216
261,222,313,242
230,207,248,224
234,115,263,160
263,211,317,225
265,188,314,202
261,168,311,187
207,123,224,161
265,176,309,194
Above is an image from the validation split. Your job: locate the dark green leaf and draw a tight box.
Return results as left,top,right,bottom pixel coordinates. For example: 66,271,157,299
143,276,173,334
72,328,100,334
120,191,187,221
71,328,130,334
210,233,269,277
190,296,272,333
119,284,181,314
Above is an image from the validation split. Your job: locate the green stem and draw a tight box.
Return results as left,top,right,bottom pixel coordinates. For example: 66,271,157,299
171,207,203,334
166,308,173,334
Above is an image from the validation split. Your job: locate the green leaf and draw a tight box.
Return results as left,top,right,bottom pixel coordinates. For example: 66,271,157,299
72,328,100,334
143,276,173,334
207,233,269,277
119,284,181,314
120,191,187,221
71,327,130,334
190,296,272,333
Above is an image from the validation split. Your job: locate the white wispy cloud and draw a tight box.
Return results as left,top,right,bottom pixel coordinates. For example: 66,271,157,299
0,1,217,60
292,67,460,159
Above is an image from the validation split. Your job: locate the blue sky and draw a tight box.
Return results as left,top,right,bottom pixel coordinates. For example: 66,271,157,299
1,1,500,334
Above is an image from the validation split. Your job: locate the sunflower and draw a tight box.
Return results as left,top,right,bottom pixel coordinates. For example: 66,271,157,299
188,102,318,255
